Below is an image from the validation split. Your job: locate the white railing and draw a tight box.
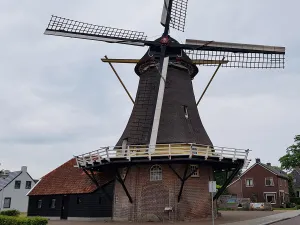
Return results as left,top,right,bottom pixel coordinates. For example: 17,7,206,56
75,143,250,168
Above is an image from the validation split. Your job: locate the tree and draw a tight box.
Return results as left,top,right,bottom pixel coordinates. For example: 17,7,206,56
279,135,300,171
288,174,296,198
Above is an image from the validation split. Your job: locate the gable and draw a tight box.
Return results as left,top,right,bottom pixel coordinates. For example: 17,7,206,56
4,171,35,190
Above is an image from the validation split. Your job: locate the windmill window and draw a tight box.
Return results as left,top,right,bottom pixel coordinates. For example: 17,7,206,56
150,165,162,181
183,105,189,119
190,165,199,177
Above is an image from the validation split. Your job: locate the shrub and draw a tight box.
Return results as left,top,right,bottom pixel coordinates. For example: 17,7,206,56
0,209,20,216
290,197,300,205
0,215,48,225
296,205,300,210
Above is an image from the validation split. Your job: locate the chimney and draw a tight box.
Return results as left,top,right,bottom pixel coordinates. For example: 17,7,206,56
255,158,261,163
266,163,271,166
21,166,27,172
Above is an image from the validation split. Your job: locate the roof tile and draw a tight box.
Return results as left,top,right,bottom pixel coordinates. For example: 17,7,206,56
29,158,113,196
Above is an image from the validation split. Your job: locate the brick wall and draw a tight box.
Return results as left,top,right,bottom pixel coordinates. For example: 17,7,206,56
113,163,214,222
227,179,243,198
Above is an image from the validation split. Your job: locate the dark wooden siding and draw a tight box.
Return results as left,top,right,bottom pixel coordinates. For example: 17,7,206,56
27,195,62,217
27,182,114,218
68,182,114,218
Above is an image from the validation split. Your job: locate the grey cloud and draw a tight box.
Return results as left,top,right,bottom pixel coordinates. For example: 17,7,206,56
0,0,299,178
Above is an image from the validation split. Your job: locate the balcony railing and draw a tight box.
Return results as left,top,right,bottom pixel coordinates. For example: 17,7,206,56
75,143,251,168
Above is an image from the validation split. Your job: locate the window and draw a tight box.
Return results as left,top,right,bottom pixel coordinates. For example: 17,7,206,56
265,177,274,186
14,180,21,189
297,191,300,198
294,178,297,183
190,165,199,177
279,179,282,186
99,197,102,204
37,200,42,209
3,198,11,208
150,165,162,181
183,106,189,119
76,197,82,204
245,178,253,187
265,193,276,204
25,181,32,189
50,199,56,208
285,180,287,187
121,167,128,180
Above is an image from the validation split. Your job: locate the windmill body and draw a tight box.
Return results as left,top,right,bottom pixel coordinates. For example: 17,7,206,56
116,37,212,148
43,0,285,221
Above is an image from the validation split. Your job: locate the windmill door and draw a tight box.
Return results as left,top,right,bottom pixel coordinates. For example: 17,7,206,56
61,195,70,219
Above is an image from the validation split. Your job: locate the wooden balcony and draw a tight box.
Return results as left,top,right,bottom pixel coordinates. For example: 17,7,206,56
75,143,251,169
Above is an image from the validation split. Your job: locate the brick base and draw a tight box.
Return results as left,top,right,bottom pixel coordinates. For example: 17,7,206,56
113,163,215,222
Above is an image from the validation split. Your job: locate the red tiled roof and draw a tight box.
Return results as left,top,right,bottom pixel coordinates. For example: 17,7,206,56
29,158,113,196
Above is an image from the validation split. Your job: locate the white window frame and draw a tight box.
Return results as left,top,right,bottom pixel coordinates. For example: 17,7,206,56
279,178,282,186
190,165,199,177
265,177,274,186
150,165,162,181
245,178,254,187
264,192,276,204
3,197,11,208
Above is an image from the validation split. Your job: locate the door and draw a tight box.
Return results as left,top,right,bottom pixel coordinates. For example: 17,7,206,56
61,195,69,219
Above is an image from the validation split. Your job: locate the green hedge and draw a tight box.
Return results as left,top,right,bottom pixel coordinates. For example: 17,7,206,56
290,197,300,205
0,215,48,225
0,210,20,216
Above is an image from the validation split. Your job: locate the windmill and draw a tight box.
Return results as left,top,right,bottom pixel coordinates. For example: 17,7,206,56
44,0,285,221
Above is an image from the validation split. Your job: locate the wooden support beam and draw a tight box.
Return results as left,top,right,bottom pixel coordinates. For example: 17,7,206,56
82,169,113,201
213,163,243,200
178,165,189,202
196,57,225,106
116,169,133,203
104,55,134,104
101,58,229,65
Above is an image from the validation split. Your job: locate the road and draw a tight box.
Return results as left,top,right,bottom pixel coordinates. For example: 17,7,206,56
271,216,300,225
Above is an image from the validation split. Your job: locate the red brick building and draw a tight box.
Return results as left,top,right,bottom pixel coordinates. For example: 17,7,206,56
227,158,289,207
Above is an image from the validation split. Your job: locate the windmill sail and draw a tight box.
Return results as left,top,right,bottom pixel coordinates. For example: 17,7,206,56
184,39,285,68
161,0,189,32
44,15,148,46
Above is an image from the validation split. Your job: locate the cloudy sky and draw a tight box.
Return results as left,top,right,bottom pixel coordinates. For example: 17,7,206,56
0,0,299,179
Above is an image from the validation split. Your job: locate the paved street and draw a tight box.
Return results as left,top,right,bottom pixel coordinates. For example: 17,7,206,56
48,210,289,225
271,216,300,225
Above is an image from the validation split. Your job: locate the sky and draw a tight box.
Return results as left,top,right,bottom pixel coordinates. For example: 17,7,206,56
0,0,299,179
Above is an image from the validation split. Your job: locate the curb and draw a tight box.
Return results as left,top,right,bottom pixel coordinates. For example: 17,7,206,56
261,216,297,225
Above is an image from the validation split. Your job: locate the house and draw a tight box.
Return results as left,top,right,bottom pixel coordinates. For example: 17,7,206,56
0,166,36,212
227,158,289,207
290,168,300,197
27,159,114,221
